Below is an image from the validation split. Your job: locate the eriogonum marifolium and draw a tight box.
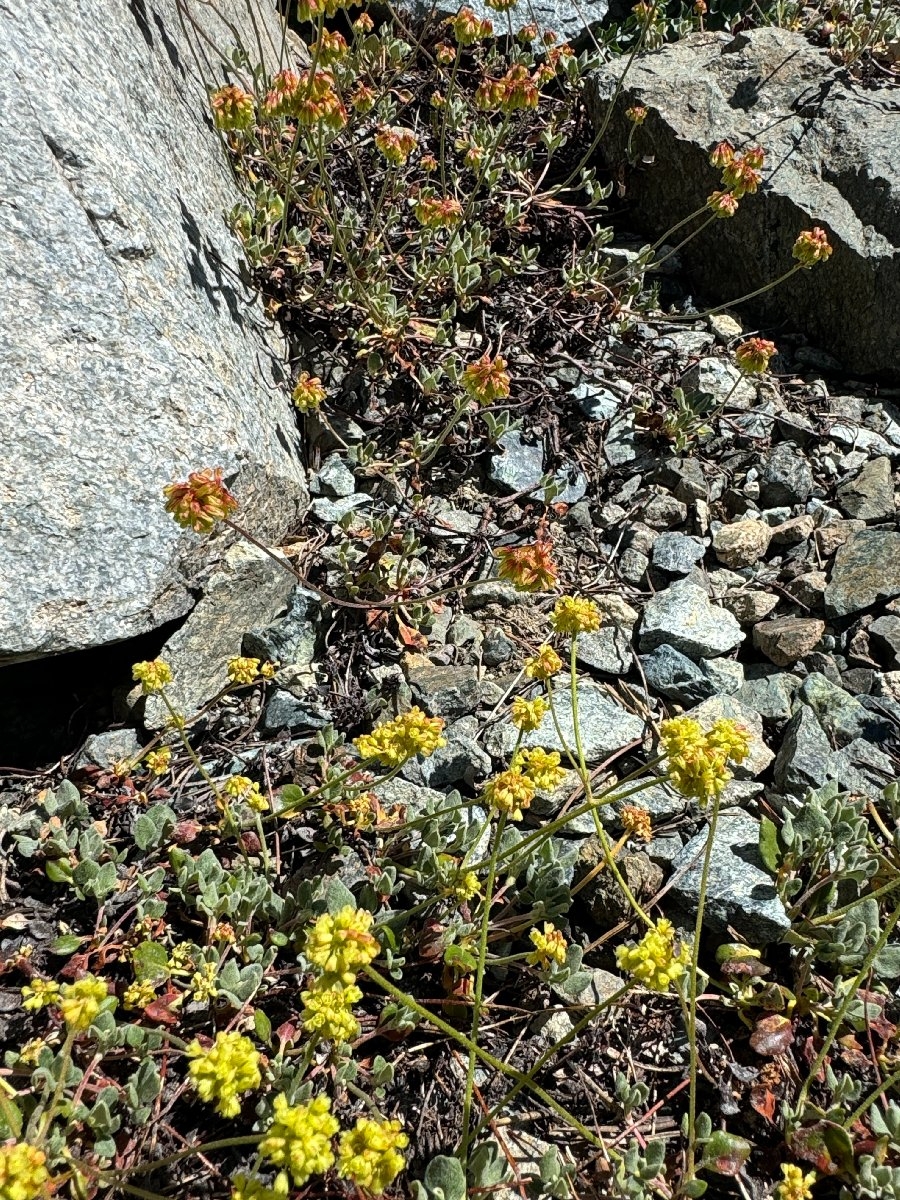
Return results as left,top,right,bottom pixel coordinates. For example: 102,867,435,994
301,980,362,1044
0,1142,51,1200
304,906,379,983
187,1031,262,1117
660,716,750,800
549,595,601,635
616,919,690,992
354,708,445,767
337,1117,409,1195
59,975,115,1031
259,1094,339,1187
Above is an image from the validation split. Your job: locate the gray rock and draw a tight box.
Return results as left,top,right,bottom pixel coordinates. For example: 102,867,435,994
619,547,650,584
309,495,370,523
487,681,645,764
737,671,799,725
721,589,780,626
587,26,900,377
407,663,481,719
244,587,319,668
773,706,832,795
463,580,520,609
448,615,483,648
670,811,790,944
652,532,707,575
573,381,627,421
489,431,544,494
145,543,296,727
640,581,744,659
262,688,332,733
680,358,755,409
410,0,611,43
687,694,774,777
639,492,688,529
530,768,596,835
576,626,633,675
799,672,890,747
712,519,771,568
836,457,895,521
76,728,140,770
825,530,900,617
753,617,825,667
312,454,357,498
647,834,685,869
641,644,716,705
0,0,307,663
869,615,900,668
552,464,589,504
577,847,662,925
419,723,492,788
701,657,745,695
615,778,687,823
481,627,515,666
759,444,814,508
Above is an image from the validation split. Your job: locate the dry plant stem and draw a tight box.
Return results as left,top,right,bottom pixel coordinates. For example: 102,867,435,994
461,811,508,1162
794,899,900,1117
682,790,721,1187
364,964,612,1154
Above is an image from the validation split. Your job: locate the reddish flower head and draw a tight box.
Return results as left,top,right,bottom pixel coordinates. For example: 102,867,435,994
734,337,777,375
163,468,238,534
792,227,833,268
496,537,558,593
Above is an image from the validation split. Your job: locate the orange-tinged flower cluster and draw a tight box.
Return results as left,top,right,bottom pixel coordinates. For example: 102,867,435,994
620,804,652,842
734,337,777,375
495,537,557,592
485,0,519,10
262,69,302,118
792,227,833,268
263,69,346,130
374,126,418,166
163,467,238,533
708,140,734,169
524,644,563,680
625,104,648,124
350,82,376,113
415,196,463,229
312,29,349,64
297,0,361,20
447,6,493,43
211,85,255,132
476,64,539,113
436,41,457,63
721,145,764,197
353,12,374,32
292,372,327,411
707,189,739,218
462,353,510,405
0,1142,51,1200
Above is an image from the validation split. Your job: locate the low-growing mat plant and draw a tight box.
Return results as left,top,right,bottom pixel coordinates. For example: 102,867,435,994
4,0,900,1197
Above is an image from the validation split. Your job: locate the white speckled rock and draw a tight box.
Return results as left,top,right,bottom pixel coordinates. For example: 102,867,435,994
0,0,307,662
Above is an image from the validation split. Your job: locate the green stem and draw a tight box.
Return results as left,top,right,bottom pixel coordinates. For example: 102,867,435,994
656,263,805,324
364,966,609,1152
843,1066,900,1131
461,812,507,1161
683,791,721,1186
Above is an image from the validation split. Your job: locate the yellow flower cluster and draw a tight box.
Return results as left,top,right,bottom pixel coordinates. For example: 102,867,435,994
21,978,60,1012
59,975,115,1031
224,775,268,812
301,981,362,1045
187,1032,262,1118
190,961,220,1003
447,6,493,42
0,1142,50,1200
450,869,480,902
354,707,445,767
549,596,601,635
482,768,535,821
230,1173,286,1200
292,372,326,412
776,1163,816,1200
145,746,172,775
660,716,751,800
615,918,690,992
512,747,565,791
337,1117,409,1196
734,337,776,375
527,923,567,969
132,659,173,695
227,656,273,685
792,227,832,268
511,696,547,731
524,644,562,680
260,1094,339,1187
415,196,463,229
374,126,417,166
305,906,379,984
123,980,157,1011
